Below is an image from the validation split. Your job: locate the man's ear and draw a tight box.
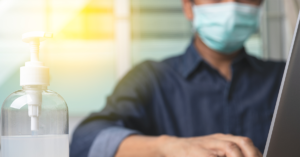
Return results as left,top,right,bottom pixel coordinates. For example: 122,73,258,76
182,0,194,21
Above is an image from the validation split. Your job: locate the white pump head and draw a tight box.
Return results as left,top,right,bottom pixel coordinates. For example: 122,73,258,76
21,31,52,131
21,31,52,86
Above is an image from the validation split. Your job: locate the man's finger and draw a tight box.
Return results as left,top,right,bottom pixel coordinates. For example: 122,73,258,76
215,134,260,157
203,138,245,157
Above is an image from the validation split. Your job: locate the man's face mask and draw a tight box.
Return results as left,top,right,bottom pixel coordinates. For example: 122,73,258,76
193,2,260,54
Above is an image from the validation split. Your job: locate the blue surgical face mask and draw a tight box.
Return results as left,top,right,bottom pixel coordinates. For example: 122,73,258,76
193,2,260,54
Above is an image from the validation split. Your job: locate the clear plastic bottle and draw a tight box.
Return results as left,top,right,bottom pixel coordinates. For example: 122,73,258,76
1,32,69,157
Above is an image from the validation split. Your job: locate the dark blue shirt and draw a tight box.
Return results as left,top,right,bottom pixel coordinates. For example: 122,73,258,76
70,42,285,157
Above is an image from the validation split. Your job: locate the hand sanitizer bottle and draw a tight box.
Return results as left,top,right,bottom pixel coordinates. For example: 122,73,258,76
1,32,69,157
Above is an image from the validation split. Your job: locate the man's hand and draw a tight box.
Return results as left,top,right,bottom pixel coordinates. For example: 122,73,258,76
116,134,263,157
158,133,263,157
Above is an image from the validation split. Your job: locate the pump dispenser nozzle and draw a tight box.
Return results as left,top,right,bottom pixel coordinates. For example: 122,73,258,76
21,31,52,131
22,32,53,63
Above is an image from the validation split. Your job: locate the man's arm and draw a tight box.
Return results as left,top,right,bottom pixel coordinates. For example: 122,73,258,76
116,134,263,157
70,61,263,157
70,62,155,157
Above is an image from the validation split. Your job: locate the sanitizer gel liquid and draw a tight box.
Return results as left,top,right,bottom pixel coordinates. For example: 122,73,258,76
1,135,69,157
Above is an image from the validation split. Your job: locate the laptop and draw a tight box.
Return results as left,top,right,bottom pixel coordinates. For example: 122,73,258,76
264,12,300,157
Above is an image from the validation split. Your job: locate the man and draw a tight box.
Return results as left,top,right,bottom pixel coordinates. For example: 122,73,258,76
71,0,285,156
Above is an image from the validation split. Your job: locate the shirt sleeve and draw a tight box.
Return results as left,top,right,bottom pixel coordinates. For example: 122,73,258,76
70,61,155,157
88,127,140,157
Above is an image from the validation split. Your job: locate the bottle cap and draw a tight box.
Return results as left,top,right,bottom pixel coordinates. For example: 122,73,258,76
20,31,52,86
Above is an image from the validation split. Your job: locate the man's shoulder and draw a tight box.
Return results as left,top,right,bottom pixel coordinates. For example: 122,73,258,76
133,54,184,75
116,57,181,91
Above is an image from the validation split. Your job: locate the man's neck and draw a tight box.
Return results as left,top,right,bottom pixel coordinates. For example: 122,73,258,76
194,35,241,81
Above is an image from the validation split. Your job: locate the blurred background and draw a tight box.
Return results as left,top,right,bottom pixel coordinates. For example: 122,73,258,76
0,0,300,138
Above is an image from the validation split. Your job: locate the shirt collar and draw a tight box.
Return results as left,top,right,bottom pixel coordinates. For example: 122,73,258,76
178,41,204,78
178,41,263,79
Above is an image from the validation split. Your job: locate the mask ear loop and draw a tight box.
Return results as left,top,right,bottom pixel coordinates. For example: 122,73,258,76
255,3,263,34
189,0,195,31
191,5,199,38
